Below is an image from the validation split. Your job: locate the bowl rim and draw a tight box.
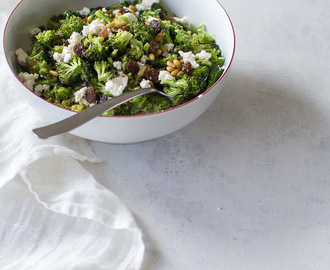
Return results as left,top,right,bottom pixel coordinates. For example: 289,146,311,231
3,0,236,119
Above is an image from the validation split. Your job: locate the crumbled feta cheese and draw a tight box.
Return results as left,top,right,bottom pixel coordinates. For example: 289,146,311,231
34,84,50,96
82,19,106,36
102,7,107,12
68,32,83,47
30,27,41,37
174,16,192,28
121,13,138,23
53,46,73,63
105,75,128,96
113,61,123,70
158,70,175,83
136,0,160,11
78,7,90,16
139,55,148,65
162,43,175,57
18,72,39,90
74,87,89,105
196,50,212,61
15,48,28,67
140,79,152,88
178,50,199,69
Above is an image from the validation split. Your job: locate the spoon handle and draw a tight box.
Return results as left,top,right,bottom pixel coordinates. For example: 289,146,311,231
33,88,158,139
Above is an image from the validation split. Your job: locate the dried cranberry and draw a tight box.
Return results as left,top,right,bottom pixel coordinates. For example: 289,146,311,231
182,62,193,73
96,93,108,104
73,43,85,57
145,68,159,82
86,87,97,104
126,61,140,74
149,41,159,54
149,20,161,32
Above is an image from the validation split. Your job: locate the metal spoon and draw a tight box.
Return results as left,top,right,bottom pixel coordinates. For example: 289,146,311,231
33,88,174,139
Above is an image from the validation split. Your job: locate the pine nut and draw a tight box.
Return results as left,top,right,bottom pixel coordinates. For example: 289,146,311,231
149,81,154,87
167,61,176,68
129,5,137,12
154,33,164,42
106,21,116,28
167,66,175,72
49,70,58,77
148,53,155,61
115,19,127,26
173,59,181,69
177,71,185,77
157,49,162,56
159,45,168,53
115,12,122,18
171,69,180,77
138,65,147,77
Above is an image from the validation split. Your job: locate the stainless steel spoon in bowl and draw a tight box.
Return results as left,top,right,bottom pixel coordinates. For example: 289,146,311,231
33,88,174,139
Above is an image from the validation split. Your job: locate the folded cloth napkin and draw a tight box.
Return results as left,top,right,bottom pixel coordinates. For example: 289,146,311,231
0,3,144,269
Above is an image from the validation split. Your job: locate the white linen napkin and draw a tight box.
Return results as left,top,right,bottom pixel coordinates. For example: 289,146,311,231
0,3,144,269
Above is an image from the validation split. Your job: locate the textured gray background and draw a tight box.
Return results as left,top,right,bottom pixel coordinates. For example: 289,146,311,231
83,0,330,269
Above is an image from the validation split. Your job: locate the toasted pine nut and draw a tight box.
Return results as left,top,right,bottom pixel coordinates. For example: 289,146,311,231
157,49,162,56
159,45,168,54
177,71,185,77
171,69,180,77
49,70,58,77
154,33,164,42
138,65,147,77
149,81,154,87
167,61,176,68
178,56,183,60
98,28,109,39
180,59,184,64
106,21,116,28
167,66,175,72
148,53,155,61
115,19,127,26
135,86,141,89
115,12,122,18
173,59,181,69
129,5,137,12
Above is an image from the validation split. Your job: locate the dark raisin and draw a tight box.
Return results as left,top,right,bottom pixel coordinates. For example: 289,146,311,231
73,43,85,57
126,61,140,74
86,87,97,104
96,93,108,104
149,20,161,32
119,8,129,14
182,62,193,73
145,68,159,82
149,41,159,54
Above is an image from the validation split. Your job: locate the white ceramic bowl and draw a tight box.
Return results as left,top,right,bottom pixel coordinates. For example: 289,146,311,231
4,0,235,144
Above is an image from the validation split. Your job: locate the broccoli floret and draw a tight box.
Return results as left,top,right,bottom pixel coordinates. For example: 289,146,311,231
138,9,162,22
47,14,65,30
127,38,144,60
108,29,133,53
83,36,110,61
161,75,191,98
128,22,155,44
108,1,131,10
59,15,84,39
197,29,215,44
93,60,114,82
53,85,73,100
26,43,52,75
207,65,224,88
62,10,84,18
55,55,83,85
190,65,210,95
35,30,60,48
174,28,193,45
150,4,168,19
95,10,112,24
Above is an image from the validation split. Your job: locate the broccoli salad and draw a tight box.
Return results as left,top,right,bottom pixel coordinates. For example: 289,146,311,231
16,0,225,116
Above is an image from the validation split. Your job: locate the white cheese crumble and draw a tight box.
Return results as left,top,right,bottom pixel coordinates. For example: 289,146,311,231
138,55,148,67
105,75,128,96
158,70,175,83
68,32,83,46
140,79,152,88
30,27,41,37
178,50,199,69
121,13,138,23
53,32,83,63
113,61,123,70
196,50,212,61
136,0,160,11
174,16,192,28
78,7,90,16
82,19,106,36
74,87,90,106
34,84,50,96
18,72,39,90
15,48,28,67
